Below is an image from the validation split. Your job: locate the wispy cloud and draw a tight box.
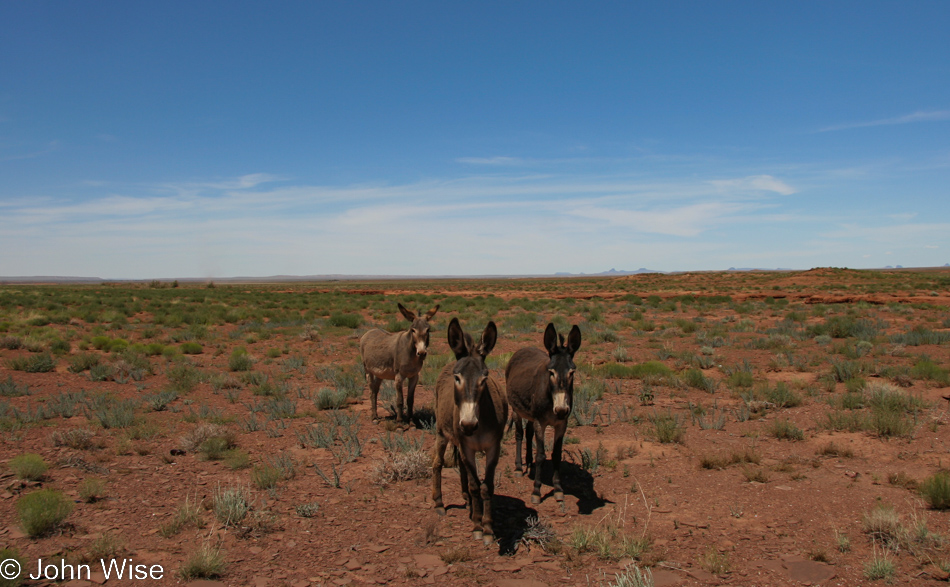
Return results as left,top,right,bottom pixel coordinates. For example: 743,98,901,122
455,156,525,166
708,175,796,196
0,140,61,162
3,167,945,278
818,110,950,132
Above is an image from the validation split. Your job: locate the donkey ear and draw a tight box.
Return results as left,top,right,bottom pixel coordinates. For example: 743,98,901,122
424,304,440,321
567,325,582,356
398,303,416,322
543,323,559,356
477,321,497,358
447,318,468,359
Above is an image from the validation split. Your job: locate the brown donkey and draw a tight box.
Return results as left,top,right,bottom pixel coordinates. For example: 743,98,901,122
505,323,581,504
432,318,507,544
359,303,439,423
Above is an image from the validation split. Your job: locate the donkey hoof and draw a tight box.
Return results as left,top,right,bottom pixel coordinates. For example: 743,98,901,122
483,533,494,546
554,491,564,502
514,470,524,478
530,494,541,505
435,506,446,516
472,530,483,541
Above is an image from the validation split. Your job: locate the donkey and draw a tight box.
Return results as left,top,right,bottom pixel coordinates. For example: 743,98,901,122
505,323,582,504
359,303,439,423
432,318,507,544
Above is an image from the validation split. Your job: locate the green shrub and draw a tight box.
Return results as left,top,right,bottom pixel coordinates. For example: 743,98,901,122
765,382,802,408
7,353,56,373
328,312,362,329
78,478,106,503
213,484,250,526
228,348,253,372
199,436,235,461
920,471,950,510
0,376,30,397
600,361,673,379
68,353,100,373
911,358,950,386
651,411,685,443
9,453,48,481
178,543,226,580
180,342,203,355
251,464,281,490
16,488,74,537
769,419,804,441
314,388,348,410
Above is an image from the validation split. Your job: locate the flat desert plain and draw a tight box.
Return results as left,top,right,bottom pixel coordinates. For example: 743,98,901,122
2,267,950,586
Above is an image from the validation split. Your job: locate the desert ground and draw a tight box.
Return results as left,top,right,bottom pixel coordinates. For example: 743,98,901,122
2,267,950,586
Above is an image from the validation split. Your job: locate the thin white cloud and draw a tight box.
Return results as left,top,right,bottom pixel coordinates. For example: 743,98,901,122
455,156,525,166
708,175,796,196
818,110,950,133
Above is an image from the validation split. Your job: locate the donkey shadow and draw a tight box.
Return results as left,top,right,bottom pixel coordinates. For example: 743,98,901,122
527,460,610,515
492,494,539,555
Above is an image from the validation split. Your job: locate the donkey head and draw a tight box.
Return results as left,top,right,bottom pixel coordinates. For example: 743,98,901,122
447,317,497,435
399,303,440,358
543,323,582,420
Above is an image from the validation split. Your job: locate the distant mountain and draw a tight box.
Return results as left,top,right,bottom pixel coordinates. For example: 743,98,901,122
555,268,661,276
0,276,106,283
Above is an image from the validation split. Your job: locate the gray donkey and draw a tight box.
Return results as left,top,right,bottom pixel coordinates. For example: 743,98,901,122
432,318,507,544
359,303,439,423
505,323,581,504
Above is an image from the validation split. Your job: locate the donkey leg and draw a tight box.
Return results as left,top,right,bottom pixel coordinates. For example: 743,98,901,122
393,374,406,423
513,418,525,477
551,421,568,501
531,423,547,504
368,375,382,422
480,443,500,545
405,374,418,423
431,434,448,515
457,446,471,508
459,447,484,540
524,420,535,478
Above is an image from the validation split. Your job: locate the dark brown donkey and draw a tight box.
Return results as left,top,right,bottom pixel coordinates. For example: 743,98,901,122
432,318,507,544
505,323,581,504
359,303,439,422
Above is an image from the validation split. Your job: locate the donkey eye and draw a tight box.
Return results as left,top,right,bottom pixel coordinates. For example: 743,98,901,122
454,374,462,384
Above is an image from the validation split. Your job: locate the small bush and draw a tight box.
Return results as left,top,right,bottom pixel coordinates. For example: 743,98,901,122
863,552,895,581
920,471,950,510
179,542,226,580
9,453,48,481
50,428,96,450
370,450,431,485
769,419,804,441
199,436,236,461
251,464,282,490
600,361,673,379
7,353,56,373
16,488,74,537
0,375,29,397
651,411,685,444
228,348,253,372
78,478,106,503
180,342,203,355
213,484,251,526
328,312,362,329
295,502,320,518
314,388,348,410
68,353,100,373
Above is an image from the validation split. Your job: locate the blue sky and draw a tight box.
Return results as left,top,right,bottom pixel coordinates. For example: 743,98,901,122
1,2,948,278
